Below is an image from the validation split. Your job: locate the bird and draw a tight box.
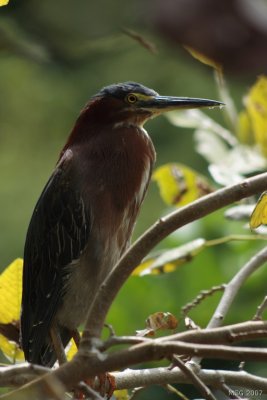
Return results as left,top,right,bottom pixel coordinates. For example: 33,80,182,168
20,82,223,366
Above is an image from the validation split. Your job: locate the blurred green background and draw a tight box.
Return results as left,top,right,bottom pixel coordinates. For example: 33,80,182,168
1,1,267,398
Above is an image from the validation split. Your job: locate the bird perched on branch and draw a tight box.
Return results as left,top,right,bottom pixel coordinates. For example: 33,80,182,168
20,82,222,366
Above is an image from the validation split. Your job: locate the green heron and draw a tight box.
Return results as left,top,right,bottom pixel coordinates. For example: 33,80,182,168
20,82,222,366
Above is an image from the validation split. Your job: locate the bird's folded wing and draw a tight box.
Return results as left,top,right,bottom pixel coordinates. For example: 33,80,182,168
21,151,90,360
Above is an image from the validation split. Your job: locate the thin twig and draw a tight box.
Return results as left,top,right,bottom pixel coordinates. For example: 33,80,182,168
165,384,189,400
101,335,151,351
172,356,216,400
77,382,104,400
219,383,243,399
129,387,145,400
168,320,267,344
207,246,267,330
253,295,267,320
181,285,226,317
191,247,267,369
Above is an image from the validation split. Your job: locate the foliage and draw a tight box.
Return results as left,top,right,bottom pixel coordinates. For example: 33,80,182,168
0,259,23,362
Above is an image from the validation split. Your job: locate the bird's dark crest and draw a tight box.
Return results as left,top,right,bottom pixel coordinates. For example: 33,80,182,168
94,82,158,100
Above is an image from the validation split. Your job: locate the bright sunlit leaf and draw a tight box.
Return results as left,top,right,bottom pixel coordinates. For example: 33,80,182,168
0,0,9,6
237,110,254,145
133,239,206,276
250,192,267,229
136,312,178,337
167,108,236,147
114,389,130,400
0,258,24,361
65,338,78,361
0,258,80,362
195,129,266,186
243,75,267,156
153,163,212,207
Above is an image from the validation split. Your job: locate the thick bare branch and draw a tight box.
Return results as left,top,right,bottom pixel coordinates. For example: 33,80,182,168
0,363,49,387
164,320,267,344
83,172,267,340
113,367,267,392
2,364,267,395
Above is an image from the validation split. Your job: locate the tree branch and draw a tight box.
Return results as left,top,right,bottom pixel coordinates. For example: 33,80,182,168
4,173,267,398
3,365,267,394
172,355,217,400
188,245,267,366
51,322,267,391
83,172,267,340
113,367,267,392
0,364,49,387
2,321,267,396
207,246,267,330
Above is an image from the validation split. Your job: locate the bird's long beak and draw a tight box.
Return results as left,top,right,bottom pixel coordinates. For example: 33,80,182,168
139,96,224,113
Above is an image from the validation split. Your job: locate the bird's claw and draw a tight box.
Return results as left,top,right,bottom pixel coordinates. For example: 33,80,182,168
74,373,116,399
98,373,116,399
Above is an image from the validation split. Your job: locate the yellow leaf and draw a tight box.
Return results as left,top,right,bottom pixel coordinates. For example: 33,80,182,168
0,258,24,361
114,389,130,400
146,312,178,331
0,259,81,363
244,75,267,156
153,163,212,207
0,0,9,5
133,259,177,276
250,192,267,229
237,110,254,145
0,259,23,323
66,338,78,361
136,312,178,337
133,239,206,276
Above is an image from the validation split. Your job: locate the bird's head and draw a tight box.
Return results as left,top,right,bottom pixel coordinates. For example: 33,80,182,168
88,81,223,127
63,82,223,153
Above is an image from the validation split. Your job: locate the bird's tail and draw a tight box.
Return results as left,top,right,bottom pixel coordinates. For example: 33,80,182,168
39,326,72,367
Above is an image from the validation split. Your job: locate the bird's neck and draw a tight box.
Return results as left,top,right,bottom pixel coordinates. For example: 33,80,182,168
59,98,150,159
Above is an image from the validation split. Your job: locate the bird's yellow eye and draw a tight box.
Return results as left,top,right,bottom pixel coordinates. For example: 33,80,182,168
126,93,138,104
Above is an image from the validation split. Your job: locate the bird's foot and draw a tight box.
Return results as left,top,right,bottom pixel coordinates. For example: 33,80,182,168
97,373,116,399
74,373,115,399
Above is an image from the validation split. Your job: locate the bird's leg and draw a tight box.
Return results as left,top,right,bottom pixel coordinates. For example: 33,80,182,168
50,324,67,365
71,328,81,349
71,329,115,399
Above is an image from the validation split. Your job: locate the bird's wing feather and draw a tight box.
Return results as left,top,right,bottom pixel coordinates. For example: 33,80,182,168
21,150,90,362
